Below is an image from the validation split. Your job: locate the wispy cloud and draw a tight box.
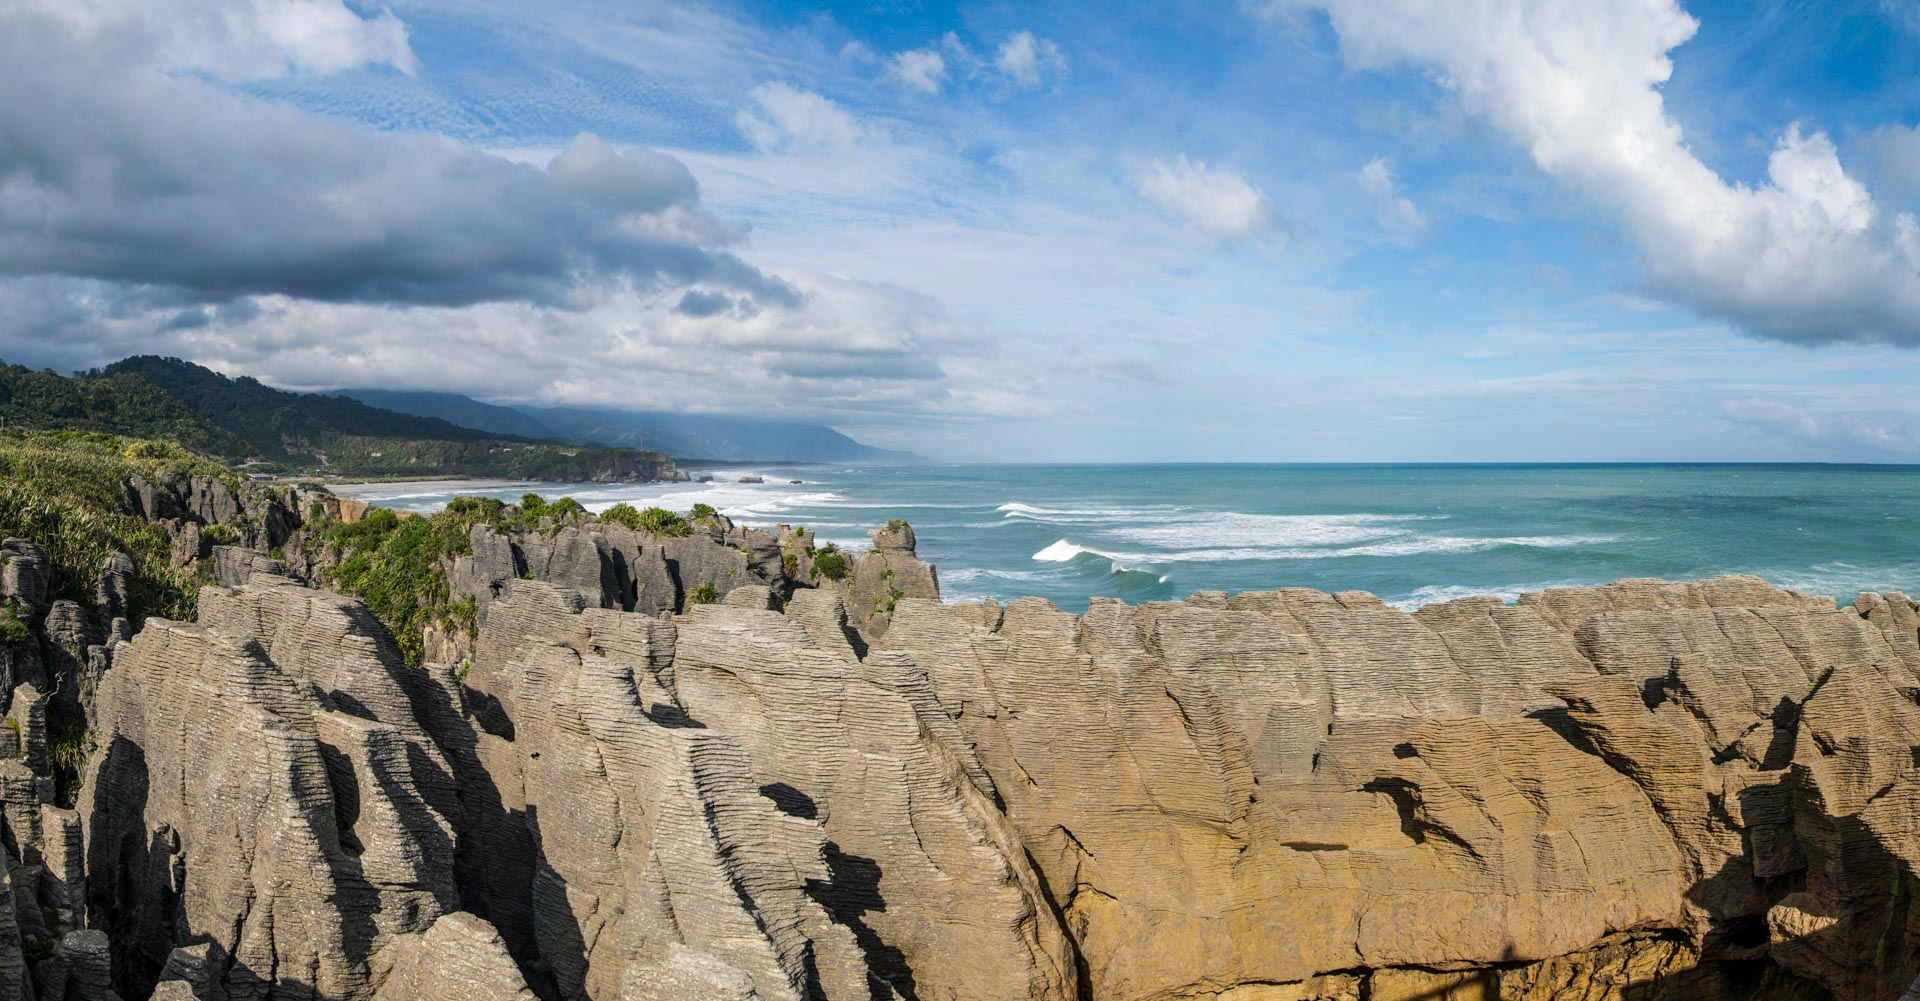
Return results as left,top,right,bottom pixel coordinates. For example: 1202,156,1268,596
886,48,947,94
1723,399,1918,452
1358,157,1428,241
994,30,1066,89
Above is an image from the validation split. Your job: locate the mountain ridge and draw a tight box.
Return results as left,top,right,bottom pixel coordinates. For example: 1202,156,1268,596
334,387,918,462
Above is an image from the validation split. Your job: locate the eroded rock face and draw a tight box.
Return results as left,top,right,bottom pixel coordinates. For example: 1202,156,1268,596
874,577,1920,1000
10,534,1920,1001
80,570,461,1000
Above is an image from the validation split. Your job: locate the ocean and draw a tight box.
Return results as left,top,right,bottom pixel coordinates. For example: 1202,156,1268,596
345,463,1920,612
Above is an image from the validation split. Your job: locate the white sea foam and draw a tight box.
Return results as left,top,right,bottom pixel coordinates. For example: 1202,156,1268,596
1753,563,1920,600
1384,581,1585,612
1035,533,1615,564
942,566,1056,583
1033,539,1104,561
998,501,1174,522
1108,512,1428,549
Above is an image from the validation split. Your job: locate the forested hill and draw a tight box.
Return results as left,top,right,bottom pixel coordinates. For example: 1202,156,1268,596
0,364,250,457
0,358,678,481
104,356,523,452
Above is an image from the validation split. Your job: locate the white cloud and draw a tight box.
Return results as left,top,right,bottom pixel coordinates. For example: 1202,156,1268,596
886,48,947,94
0,4,989,432
994,30,1066,89
1130,156,1284,243
29,0,416,78
736,82,876,155
1357,156,1427,240
0,9,788,308
1723,399,1917,452
1281,0,1920,345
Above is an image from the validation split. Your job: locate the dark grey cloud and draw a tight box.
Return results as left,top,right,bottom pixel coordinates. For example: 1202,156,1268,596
673,289,749,318
0,9,797,310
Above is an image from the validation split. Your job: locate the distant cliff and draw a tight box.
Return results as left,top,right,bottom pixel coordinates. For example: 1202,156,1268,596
0,438,1917,999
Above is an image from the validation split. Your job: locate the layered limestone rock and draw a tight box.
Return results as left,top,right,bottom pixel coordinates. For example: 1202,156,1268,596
80,568,463,1000
877,576,1920,1000
842,520,939,637
8,509,1920,1001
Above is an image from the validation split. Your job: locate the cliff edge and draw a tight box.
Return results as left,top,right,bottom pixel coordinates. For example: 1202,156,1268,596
1,500,1918,998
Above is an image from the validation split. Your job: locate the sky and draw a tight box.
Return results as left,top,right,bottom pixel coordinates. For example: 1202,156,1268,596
2,0,1919,462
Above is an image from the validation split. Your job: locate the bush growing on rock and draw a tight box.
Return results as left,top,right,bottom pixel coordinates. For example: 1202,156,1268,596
0,603,29,647
811,549,849,581
0,430,221,621
688,581,718,604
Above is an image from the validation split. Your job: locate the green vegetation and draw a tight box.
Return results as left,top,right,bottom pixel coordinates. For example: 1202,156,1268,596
811,549,849,581
309,505,494,665
305,492,616,664
0,430,223,621
688,582,719,605
2,355,682,480
782,552,799,578
0,363,251,456
97,356,676,478
47,722,87,774
0,603,29,647
600,503,693,536
200,523,239,545
690,502,717,518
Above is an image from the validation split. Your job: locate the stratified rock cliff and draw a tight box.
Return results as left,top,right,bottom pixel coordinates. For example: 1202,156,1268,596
3,505,1920,999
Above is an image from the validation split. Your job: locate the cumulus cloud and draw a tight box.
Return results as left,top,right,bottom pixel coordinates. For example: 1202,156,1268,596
1130,156,1284,244
1358,157,1428,240
29,0,417,78
0,9,792,309
886,49,947,94
0,3,985,429
995,30,1066,89
1724,399,1917,452
736,82,877,155
1280,0,1920,346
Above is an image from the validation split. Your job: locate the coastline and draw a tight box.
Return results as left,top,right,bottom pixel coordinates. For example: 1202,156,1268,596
328,477,540,497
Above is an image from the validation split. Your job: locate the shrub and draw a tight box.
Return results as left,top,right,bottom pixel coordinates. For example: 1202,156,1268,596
519,493,548,516
200,523,238,545
0,430,219,623
599,502,644,530
548,497,586,519
688,582,718,605
690,502,718,518
0,606,30,647
811,550,849,581
782,553,799,579
47,722,87,774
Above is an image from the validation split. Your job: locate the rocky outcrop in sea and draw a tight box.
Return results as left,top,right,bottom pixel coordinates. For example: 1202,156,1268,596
0,489,1918,998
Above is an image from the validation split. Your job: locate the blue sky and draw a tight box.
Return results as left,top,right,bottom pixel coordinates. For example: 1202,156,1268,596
3,0,1919,461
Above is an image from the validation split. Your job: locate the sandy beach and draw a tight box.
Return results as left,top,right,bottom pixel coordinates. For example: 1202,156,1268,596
328,478,538,497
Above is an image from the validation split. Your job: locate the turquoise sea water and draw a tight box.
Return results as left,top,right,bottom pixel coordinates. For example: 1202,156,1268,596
349,463,1920,612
